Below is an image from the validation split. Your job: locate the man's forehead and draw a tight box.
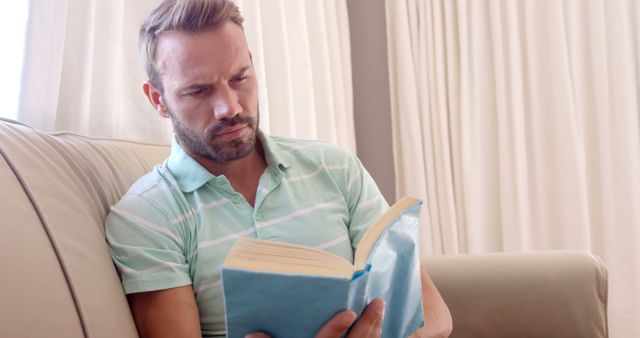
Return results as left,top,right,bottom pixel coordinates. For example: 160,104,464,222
154,23,252,86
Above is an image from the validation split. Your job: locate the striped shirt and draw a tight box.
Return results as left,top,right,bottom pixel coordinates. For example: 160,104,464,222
105,130,388,337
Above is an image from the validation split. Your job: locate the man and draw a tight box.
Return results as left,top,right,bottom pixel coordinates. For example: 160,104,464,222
106,0,452,337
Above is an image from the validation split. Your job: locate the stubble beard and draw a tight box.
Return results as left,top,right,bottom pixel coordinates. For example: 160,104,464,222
169,107,260,164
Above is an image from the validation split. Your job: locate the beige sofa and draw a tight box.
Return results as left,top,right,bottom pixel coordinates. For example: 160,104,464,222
0,118,608,338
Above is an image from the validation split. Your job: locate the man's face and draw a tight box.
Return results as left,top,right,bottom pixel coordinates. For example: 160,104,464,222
152,22,259,164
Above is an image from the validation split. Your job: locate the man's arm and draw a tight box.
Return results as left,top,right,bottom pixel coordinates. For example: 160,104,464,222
128,285,201,338
411,268,453,338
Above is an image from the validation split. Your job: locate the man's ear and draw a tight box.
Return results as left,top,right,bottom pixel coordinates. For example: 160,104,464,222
143,81,169,118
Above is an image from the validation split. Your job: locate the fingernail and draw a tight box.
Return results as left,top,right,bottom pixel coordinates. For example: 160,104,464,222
376,299,386,318
342,311,357,327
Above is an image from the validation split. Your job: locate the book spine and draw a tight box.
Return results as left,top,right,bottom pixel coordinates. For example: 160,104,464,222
346,267,371,319
363,202,425,338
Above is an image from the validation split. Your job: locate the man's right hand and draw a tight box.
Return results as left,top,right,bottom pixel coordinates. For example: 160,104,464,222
245,298,385,338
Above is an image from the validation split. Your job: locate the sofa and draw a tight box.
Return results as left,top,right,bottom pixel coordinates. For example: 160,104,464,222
0,117,608,338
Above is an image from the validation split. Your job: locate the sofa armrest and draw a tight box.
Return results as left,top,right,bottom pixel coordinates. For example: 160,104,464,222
423,251,608,338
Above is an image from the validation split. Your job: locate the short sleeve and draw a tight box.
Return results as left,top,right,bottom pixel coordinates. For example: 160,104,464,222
105,193,192,294
345,154,390,250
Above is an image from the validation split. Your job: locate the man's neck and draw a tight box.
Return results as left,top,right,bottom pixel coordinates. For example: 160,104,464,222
189,141,267,206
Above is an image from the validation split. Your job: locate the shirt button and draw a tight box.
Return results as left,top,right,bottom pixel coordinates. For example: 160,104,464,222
231,196,242,204
255,213,263,221
216,179,226,185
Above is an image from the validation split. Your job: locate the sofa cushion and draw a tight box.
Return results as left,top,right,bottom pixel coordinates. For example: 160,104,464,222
0,152,86,337
0,119,169,338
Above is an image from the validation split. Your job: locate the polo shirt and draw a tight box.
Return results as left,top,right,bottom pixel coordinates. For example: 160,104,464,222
105,130,388,337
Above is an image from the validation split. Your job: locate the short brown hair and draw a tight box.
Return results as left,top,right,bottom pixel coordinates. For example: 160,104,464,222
139,0,244,92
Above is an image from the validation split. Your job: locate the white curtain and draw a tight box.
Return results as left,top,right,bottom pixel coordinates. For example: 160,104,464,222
385,0,640,337
19,0,356,152
19,0,171,143
237,0,355,151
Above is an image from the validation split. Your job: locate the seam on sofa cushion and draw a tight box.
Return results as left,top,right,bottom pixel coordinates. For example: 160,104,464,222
1,116,168,146
0,147,90,338
593,254,610,337
0,117,31,127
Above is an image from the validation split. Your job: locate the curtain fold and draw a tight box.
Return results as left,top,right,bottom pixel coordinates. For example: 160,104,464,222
19,0,171,143
19,0,356,152
239,0,356,151
386,0,640,337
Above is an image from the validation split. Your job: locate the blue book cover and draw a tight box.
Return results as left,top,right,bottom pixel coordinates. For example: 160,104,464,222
221,197,424,338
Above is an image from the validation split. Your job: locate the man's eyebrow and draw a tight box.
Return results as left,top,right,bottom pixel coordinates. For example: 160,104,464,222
177,66,253,91
178,83,211,92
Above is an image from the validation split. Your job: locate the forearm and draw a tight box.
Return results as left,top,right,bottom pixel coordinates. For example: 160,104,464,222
411,268,452,338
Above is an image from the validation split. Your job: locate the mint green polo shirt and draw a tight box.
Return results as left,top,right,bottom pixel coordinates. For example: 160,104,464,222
105,130,388,337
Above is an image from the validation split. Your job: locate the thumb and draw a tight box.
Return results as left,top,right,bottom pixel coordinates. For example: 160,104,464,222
245,333,271,338
315,311,357,338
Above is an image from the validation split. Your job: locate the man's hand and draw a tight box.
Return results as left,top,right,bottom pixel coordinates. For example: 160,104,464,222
245,298,385,338
315,298,384,338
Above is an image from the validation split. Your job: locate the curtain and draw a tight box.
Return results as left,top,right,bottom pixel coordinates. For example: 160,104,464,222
237,0,355,151
19,0,356,152
19,0,171,143
385,0,640,337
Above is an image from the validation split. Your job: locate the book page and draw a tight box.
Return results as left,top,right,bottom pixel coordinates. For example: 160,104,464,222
224,237,355,278
353,197,420,270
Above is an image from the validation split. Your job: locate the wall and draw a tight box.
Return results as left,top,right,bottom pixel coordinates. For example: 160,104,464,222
346,0,396,203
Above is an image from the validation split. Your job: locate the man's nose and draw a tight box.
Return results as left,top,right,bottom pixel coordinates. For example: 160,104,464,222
212,86,241,120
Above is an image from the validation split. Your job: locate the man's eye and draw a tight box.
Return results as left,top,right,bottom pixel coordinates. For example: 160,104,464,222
232,75,248,83
187,88,207,96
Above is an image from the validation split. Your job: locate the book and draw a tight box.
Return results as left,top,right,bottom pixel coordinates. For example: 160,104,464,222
221,197,425,338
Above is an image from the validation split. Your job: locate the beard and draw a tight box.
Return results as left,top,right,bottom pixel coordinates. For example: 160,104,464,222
168,107,259,164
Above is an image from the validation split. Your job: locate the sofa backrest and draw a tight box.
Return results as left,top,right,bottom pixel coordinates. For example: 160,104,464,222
0,118,169,338
426,250,609,338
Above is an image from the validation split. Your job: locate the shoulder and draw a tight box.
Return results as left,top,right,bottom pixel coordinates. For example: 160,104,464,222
269,136,357,165
122,162,175,194
111,162,185,217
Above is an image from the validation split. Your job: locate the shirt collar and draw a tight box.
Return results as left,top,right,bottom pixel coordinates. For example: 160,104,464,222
166,136,215,193
167,129,292,193
257,129,292,173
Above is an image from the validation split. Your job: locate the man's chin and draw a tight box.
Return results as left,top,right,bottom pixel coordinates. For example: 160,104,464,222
208,136,256,163
209,147,253,164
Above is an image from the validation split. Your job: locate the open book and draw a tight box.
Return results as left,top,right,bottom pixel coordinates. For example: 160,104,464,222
221,197,425,338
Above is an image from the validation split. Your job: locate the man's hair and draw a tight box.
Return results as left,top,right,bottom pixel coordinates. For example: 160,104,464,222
139,0,245,93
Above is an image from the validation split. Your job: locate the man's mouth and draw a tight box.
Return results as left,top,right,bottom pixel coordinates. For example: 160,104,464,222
214,125,249,140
